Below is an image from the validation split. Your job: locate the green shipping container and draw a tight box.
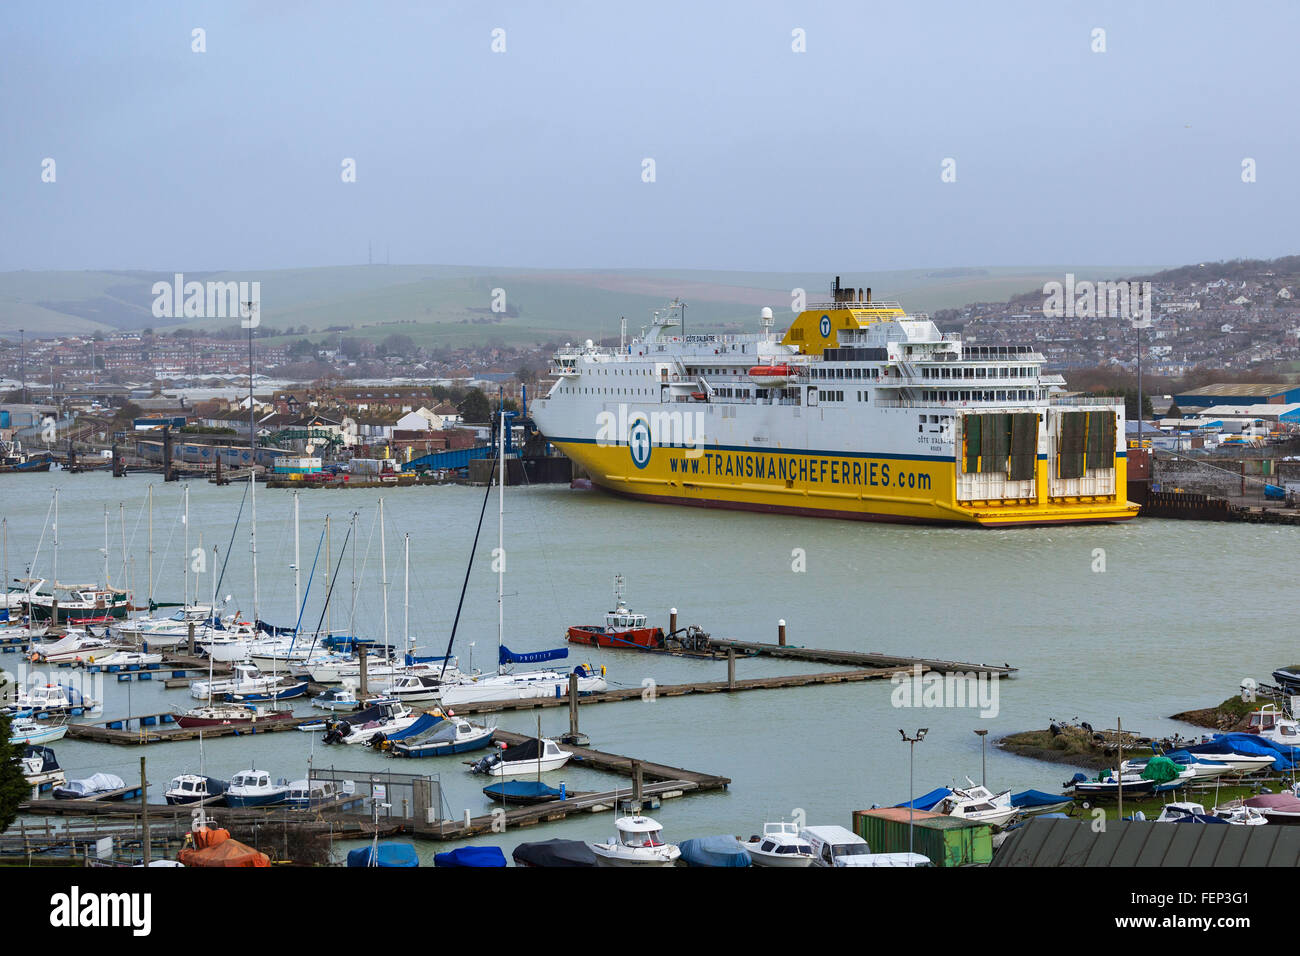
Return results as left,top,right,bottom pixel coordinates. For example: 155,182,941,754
852,807,993,867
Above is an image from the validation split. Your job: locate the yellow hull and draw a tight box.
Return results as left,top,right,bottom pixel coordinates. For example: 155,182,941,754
555,440,1139,527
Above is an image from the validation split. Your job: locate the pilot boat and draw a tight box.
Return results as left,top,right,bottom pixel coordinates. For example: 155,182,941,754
164,774,228,806
590,815,681,867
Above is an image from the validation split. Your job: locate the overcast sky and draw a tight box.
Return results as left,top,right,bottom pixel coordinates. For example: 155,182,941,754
3,1,1296,273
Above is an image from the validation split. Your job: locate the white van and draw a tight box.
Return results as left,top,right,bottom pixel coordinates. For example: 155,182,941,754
800,825,931,868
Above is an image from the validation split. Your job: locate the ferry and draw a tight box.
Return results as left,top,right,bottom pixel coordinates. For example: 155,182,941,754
529,278,1139,527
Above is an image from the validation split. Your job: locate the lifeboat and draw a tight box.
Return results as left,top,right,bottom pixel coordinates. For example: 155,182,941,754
747,364,795,386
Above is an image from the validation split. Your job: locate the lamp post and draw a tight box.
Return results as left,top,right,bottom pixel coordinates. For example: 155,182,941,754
974,728,989,786
900,728,928,857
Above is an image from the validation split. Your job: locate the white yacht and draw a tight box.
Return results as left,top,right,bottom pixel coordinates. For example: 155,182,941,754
591,816,681,867
933,783,1021,828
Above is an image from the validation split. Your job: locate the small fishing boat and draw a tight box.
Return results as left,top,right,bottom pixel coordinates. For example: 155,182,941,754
679,835,752,868
1244,705,1300,746
285,778,352,810
742,822,816,867
566,574,665,650
224,767,290,808
54,772,126,800
482,780,566,805
16,744,65,791
512,839,598,867
164,774,228,806
174,703,294,729
591,815,681,867
26,583,130,623
7,717,68,745
469,737,571,776
385,714,494,758
933,783,1021,828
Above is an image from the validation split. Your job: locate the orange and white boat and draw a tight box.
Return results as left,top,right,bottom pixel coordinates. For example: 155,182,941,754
567,575,664,650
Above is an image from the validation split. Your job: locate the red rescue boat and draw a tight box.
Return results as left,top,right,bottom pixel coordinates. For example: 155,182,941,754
567,575,664,650
747,364,795,386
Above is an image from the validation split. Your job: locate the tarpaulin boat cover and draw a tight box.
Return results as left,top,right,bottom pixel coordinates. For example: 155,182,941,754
179,836,270,867
1160,750,1228,768
495,738,543,762
56,773,124,797
1184,733,1300,770
382,712,443,742
256,620,296,636
22,745,60,773
512,839,597,867
346,843,420,867
1139,756,1181,785
499,645,567,665
894,787,952,811
434,846,507,867
1011,790,1072,809
679,835,752,868
1244,794,1300,811
483,780,562,801
345,702,399,725
1173,814,1229,824
405,653,452,666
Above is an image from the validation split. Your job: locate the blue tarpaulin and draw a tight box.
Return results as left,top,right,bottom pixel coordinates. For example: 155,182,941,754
679,836,752,868
379,712,441,742
1184,733,1300,770
894,787,952,811
499,646,568,666
346,843,420,867
434,846,508,867
1011,790,1073,809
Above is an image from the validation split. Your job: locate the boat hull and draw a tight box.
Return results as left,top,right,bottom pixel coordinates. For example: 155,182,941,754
174,712,292,729
224,791,288,809
567,625,663,650
392,732,495,759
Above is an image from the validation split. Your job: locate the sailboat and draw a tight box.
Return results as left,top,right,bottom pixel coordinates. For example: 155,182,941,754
440,406,607,707
25,490,131,623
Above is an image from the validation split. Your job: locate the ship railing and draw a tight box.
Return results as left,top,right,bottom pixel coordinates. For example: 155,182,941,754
807,300,904,311
1049,395,1125,407
875,398,1043,409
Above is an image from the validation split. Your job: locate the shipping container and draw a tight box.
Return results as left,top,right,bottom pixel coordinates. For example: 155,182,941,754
852,807,993,867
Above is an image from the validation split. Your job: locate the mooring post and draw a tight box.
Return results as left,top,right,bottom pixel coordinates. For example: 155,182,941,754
631,759,643,805
568,671,579,737
778,618,787,647
727,648,736,689
358,647,369,699
669,607,678,636
187,622,195,657
140,755,150,867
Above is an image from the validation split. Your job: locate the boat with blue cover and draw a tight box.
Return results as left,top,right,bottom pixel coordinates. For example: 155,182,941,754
347,843,419,867
679,835,752,867
381,713,494,758
512,838,598,867
434,846,507,867
482,780,566,805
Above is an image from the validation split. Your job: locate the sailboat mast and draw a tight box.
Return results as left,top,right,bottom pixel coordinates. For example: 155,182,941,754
293,490,301,628
119,503,126,583
325,515,332,637
103,507,109,585
250,468,259,625
183,484,190,607
207,545,217,707
147,484,154,608
403,533,410,657
497,405,505,659
52,488,58,589
379,498,389,652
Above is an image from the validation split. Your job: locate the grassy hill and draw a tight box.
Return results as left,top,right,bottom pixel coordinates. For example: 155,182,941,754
0,263,1166,345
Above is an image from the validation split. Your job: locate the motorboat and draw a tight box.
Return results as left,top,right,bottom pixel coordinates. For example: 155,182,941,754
85,650,163,669
175,703,294,729
285,778,353,810
567,574,665,650
512,839,598,867
164,774,228,806
679,836,752,868
385,715,495,758
1009,790,1074,815
1243,793,1300,825
320,701,417,745
933,783,1021,828
224,679,309,703
482,780,567,804
224,768,290,808
370,672,447,704
469,737,571,776
26,582,130,623
190,661,296,700
1064,771,1158,799
7,717,68,745
1211,803,1270,826
591,815,681,867
5,682,98,717
742,822,816,867
311,684,365,711
1122,754,1233,781
1245,705,1300,746
16,744,65,791
29,632,121,664
54,772,126,800
440,657,606,707
113,605,218,647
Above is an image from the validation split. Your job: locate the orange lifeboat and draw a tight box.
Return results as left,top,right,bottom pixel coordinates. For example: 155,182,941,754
747,364,795,386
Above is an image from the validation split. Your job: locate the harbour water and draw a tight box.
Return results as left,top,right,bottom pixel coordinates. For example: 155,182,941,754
5,471,1295,863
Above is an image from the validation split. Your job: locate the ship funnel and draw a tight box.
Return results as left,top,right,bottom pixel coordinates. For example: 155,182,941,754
866,287,872,303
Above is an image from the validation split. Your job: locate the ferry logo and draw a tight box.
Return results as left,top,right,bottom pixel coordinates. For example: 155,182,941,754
629,418,652,469
819,315,831,338
49,886,152,936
